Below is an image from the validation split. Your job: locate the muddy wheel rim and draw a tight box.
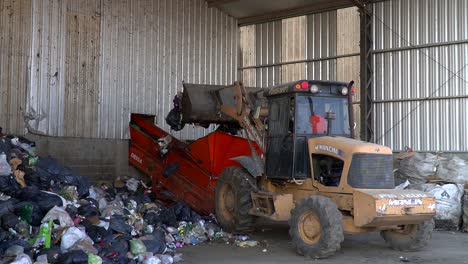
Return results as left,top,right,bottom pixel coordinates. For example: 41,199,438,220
298,211,321,244
219,184,235,221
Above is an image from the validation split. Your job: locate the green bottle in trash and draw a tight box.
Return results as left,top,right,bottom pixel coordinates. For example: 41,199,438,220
31,220,53,249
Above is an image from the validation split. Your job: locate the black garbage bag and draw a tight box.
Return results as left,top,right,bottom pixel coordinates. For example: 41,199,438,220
143,211,159,225
172,202,202,222
109,215,132,234
152,207,177,226
102,256,135,264
155,202,202,226
142,229,166,254
23,167,52,190
83,222,112,243
0,231,10,242
0,198,18,217
37,157,90,197
166,108,185,131
56,250,88,264
100,234,130,259
77,203,99,218
38,246,62,264
14,187,63,214
0,239,30,256
1,213,19,230
65,204,79,219
0,175,21,196
0,138,12,154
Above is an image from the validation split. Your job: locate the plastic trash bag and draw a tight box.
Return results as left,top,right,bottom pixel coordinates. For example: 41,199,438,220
143,257,162,264
87,253,102,264
0,198,18,217
155,254,173,264
61,227,95,252
0,152,12,176
129,239,147,255
14,187,64,213
109,215,133,234
77,203,99,218
437,156,468,184
42,206,74,227
463,190,468,232
5,245,24,257
141,230,166,254
36,157,90,197
398,153,439,184
56,250,88,264
10,253,32,264
410,183,464,230
126,178,140,192
2,212,20,229
34,254,48,264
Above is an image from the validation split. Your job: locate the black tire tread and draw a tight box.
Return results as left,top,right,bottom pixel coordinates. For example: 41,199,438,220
380,219,434,251
215,166,256,234
289,195,344,259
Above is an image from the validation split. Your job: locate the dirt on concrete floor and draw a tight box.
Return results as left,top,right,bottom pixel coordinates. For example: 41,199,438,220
179,223,468,264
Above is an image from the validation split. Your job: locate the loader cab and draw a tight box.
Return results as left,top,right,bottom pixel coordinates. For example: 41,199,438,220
264,80,354,180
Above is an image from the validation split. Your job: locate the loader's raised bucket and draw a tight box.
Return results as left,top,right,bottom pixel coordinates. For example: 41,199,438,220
353,189,436,227
181,82,263,124
182,83,235,124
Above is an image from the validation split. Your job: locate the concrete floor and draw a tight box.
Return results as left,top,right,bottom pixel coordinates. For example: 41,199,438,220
179,223,468,264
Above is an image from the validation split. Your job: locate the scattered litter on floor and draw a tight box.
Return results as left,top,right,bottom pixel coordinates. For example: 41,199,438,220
0,133,254,263
399,256,410,262
235,240,258,248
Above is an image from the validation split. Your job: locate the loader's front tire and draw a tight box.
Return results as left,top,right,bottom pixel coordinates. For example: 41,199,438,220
289,195,344,259
215,166,256,234
381,220,434,251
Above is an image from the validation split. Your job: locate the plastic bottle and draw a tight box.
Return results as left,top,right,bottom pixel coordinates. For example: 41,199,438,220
0,152,11,176
20,143,35,156
31,221,52,248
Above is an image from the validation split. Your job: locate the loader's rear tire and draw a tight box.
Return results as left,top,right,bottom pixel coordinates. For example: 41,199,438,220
381,220,434,251
289,196,344,259
215,166,256,234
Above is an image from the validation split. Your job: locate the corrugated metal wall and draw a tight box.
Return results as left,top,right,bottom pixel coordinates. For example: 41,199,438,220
0,0,31,135
239,7,361,137
21,0,238,139
372,0,468,151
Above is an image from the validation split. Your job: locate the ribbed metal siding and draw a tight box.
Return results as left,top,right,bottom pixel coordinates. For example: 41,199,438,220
99,0,237,140
0,0,31,135
25,0,238,140
372,0,468,151
240,10,341,88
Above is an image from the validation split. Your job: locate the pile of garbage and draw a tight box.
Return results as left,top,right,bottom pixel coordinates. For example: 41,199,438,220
0,134,257,264
395,150,468,232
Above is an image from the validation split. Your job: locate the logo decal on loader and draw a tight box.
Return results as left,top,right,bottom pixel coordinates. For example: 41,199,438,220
315,145,343,156
388,199,423,206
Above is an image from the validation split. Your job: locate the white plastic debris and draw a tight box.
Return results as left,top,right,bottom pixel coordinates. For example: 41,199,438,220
61,227,95,252
126,178,140,192
395,180,410,190
42,206,74,227
11,253,32,264
0,152,12,176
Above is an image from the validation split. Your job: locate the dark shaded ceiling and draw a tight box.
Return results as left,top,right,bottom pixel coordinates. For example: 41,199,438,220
206,0,361,25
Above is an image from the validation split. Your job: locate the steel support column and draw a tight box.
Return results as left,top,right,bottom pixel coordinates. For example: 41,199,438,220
359,2,373,142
